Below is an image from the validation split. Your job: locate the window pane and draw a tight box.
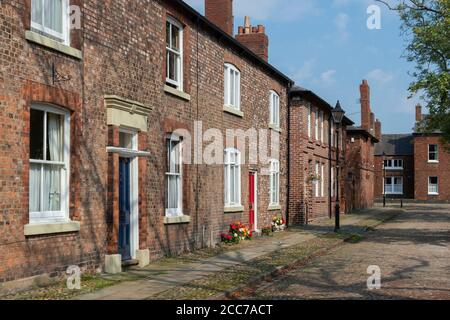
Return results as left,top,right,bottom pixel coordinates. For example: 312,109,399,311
230,166,235,202
430,177,438,184
30,109,44,160
167,175,179,210
168,51,176,81
166,21,171,47
42,164,61,212
234,165,239,203
47,112,63,162
171,24,180,51
230,71,235,106
31,0,43,25
224,164,229,204
44,0,63,33
29,163,41,212
119,132,133,150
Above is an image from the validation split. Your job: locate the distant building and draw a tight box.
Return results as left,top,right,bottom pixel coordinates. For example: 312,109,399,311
375,105,450,201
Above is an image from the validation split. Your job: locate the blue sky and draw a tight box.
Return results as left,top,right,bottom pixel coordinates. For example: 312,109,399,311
184,0,424,134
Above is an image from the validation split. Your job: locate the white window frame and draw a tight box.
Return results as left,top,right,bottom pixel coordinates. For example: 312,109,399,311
384,176,403,195
331,166,335,198
315,161,320,197
307,105,312,138
224,63,241,111
166,17,184,91
384,159,404,170
321,163,325,197
29,103,70,224
315,109,319,141
320,111,324,143
330,121,335,147
428,144,439,163
224,148,241,207
428,177,439,195
269,90,280,128
165,134,183,217
31,0,70,45
269,159,280,206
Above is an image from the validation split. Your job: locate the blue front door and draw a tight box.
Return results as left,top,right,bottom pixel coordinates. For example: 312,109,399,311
119,157,131,261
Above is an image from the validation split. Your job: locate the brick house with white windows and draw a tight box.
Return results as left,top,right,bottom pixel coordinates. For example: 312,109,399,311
289,86,354,225
374,105,450,201
0,0,294,288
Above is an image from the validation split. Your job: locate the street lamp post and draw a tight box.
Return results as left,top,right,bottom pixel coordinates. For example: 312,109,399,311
332,101,346,233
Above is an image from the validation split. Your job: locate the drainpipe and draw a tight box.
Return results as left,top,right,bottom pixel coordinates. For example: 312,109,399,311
286,83,292,228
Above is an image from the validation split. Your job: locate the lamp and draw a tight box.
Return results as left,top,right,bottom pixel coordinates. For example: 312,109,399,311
332,100,346,232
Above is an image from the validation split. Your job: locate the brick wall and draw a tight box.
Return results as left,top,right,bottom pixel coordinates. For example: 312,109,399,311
414,135,450,201
345,133,376,212
289,96,347,225
0,0,290,284
374,155,415,199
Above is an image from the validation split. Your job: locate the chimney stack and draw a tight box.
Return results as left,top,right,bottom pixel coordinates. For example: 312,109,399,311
235,16,269,62
370,112,375,134
375,119,382,141
205,0,234,36
360,80,371,132
416,104,422,122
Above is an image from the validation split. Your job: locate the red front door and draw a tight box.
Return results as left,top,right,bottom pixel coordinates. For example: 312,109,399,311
249,172,256,231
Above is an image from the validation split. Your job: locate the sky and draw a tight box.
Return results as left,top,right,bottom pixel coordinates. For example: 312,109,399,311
184,0,424,134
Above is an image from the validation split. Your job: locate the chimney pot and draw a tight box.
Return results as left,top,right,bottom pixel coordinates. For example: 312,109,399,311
235,17,269,61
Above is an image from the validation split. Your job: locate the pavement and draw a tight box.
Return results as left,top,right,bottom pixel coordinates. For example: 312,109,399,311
242,203,450,300
75,208,394,300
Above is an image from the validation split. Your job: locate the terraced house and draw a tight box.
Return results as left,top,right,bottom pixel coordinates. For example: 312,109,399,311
0,0,293,287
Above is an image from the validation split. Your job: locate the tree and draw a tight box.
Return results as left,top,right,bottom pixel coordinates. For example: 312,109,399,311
377,0,450,144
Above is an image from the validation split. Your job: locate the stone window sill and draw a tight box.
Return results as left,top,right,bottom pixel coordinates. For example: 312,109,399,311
223,106,244,118
268,204,282,211
25,30,82,60
427,161,439,164
24,221,81,237
224,205,244,213
164,215,191,225
164,85,191,101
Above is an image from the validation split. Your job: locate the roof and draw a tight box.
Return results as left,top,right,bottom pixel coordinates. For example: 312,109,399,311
171,0,293,85
347,126,380,143
290,86,354,126
374,134,414,156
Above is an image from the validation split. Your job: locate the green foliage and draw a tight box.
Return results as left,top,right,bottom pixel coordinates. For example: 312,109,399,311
379,1,450,144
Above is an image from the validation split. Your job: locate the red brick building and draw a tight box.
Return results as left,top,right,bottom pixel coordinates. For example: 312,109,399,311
0,0,293,287
374,105,450,202
344,80,380,212
288,87,353,225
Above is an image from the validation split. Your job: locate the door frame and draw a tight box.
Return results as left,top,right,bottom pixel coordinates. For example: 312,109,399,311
249,170,258,231
116,129,139,260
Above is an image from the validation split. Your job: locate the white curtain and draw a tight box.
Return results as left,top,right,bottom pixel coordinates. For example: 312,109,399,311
31,0,42,25
29,164,41,212
44,113,62,212
44,0,63,33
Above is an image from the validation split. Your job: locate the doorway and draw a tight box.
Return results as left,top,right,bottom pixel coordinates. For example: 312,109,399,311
249,171,258,231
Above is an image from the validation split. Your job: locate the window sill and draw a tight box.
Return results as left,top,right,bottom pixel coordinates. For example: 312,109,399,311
428,161,439,164
428,193,439,196
24,221,81,237
164,215,191,225
269,124,282,133
224,205,244,213
164,85,191,101
25,30,82,60
223,106,244,118
268,204,282,211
